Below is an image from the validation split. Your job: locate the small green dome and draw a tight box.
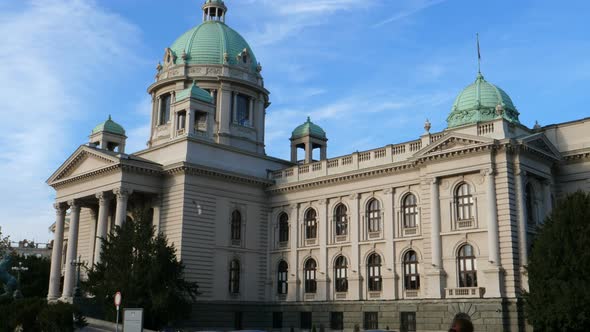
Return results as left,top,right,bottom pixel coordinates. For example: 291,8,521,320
176,81,213,103
92,115,125,135
447,73,520,128
169,21,258,71
291,117,327,140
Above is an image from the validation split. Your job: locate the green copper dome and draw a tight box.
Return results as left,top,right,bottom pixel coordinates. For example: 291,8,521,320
291,117,327,140
169,21,258,71
92,115,125,135
447,73,520,128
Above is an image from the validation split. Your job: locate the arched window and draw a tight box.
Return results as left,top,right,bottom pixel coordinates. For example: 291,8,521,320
526,183,536,225
455,183,474,221
304,259,317,293
402,194,418,228
305,209,317,239
229,259,240,294
366,199,381,232
278,213,289,243
458,244,477,287
277,260,288,295
367,253,382,292
231,210,241,241
334,204,348,236
334,256,348,293
403,251,420,290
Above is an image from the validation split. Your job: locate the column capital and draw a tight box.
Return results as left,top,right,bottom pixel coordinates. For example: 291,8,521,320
53,202,67,214
151,195,161,207
348,193,360,201
480,168,495,177
67,200,80,212
318,198,327,205
429,177,439,185
383,188,394,196
113,188,133,199
95,192,112,204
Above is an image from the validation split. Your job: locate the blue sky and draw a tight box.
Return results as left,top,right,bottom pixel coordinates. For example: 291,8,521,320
1,0,589,242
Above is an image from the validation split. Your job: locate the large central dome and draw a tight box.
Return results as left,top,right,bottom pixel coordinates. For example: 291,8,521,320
169,21,258,72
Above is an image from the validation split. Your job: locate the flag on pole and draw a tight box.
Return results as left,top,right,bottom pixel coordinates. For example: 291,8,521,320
476,33,481,73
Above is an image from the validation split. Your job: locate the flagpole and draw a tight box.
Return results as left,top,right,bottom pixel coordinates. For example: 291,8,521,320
477,33,481,74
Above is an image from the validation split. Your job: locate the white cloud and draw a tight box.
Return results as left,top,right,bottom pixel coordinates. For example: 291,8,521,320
373,0,446,28
0,0,142,241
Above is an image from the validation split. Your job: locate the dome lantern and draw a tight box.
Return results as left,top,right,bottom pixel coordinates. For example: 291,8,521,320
202,0,227,23
290,117,328,164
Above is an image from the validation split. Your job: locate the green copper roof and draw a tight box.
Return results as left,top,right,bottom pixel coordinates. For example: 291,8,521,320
92,115,125,135
447,73,520,128
176,81,213,103
169,21,258,71
291,117,327,140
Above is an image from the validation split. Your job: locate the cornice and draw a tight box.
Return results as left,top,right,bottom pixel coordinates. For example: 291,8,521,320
164,162,273,186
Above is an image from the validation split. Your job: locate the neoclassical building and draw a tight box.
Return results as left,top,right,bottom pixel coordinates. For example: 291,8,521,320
46,1,590,331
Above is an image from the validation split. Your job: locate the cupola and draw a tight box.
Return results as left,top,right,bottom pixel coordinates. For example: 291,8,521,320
290,117,328,164
447,72,520,128
89,115,127,153
202,0,227,23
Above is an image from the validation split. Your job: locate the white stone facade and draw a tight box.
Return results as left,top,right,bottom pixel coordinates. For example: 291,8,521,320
45,1,590,331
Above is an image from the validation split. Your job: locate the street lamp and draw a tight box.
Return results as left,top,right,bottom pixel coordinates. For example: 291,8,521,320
11,261,28,299
71,255,84,298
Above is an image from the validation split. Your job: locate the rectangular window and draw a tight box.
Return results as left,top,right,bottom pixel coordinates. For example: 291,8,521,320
330,312,343,330
400,312,416,332
159,94,171,125
300,312,312,330
234,311,243,330
195,112,207,132
364,312,378,330
272,312,283,329
236,94,250,126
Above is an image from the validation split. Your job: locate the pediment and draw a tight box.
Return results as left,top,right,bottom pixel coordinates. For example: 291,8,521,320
414,133,494,158
520,133,561,160
47,146,120,184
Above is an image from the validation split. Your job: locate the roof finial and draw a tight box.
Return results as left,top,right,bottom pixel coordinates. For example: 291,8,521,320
307,116,311,122
108,114,112,120
476,32,481,75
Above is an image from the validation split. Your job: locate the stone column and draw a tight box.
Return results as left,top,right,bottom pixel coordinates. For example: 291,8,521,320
426,177,445,298
93,192,111,265
430,178,442,268
151,195,162,235
61,200,81,301
516,169,529,291
287,204,299,302
348,193,361,300
543,179,553,219
516,170,529,267
483,169,503,297
383,188,398,299
113,188,132,228
320,145,327,161
305,140,313,164
47,203,67,301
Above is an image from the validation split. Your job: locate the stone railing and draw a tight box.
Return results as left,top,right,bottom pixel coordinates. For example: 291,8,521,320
445,287,485,299
270,139,424,184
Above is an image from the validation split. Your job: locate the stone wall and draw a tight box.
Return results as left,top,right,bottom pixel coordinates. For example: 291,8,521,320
187,298,530,332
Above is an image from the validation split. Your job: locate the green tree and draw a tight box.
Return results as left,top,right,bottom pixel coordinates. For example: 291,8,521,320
83,207,199,329
9,254,51,298
0,227,10,257
525,191,590,331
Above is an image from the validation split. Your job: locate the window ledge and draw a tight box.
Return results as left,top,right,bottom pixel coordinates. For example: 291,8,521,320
305,239,317,246
403,289,420,298
456,219,475,229
403,227,419,236
368,291,382,299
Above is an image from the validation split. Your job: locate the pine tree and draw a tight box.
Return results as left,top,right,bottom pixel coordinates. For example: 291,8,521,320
525,191,590,331
83,207,198,329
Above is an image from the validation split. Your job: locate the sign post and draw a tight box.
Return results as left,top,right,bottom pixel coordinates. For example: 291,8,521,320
114,291,122,332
